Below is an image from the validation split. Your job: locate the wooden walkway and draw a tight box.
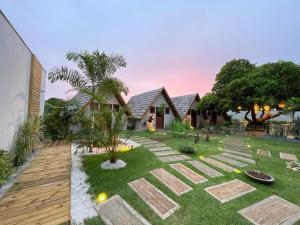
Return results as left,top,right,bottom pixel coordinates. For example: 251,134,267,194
0,141,71,225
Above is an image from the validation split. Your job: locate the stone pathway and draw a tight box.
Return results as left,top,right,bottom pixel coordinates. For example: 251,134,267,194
150,168,192,196
286,161,300,171
187,161,223,177
238,195,300,225
170,163,208,184
94,195,151,225
204,179,256,203
128,178,180,220
159,155,191,163
202,157,237,172
153,150,180,157
221,153,256,164
280,152,298,161
144,143,166,148
210,155,247,167
222,149,253,158
257,149,271,157
149,147,173,152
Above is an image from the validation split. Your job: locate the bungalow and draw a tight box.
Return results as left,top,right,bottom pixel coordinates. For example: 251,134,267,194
171,93,203,128
128,87,180,130
71,91,130,129
0,10,46,150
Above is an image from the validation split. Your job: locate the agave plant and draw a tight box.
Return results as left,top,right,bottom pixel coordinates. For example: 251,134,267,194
11,116,43,166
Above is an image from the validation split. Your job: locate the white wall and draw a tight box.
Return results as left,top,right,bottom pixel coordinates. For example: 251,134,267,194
137,93,175,130
0,12,32,150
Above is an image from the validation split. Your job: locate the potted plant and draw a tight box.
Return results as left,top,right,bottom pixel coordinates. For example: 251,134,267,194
245,156,275,184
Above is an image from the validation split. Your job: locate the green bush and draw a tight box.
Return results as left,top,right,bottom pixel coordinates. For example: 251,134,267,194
0,149,14,186
11,116,42,167
179,144,196,154
170,119,191,136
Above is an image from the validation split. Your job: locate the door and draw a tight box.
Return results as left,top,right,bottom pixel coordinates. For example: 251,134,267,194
156,107,164,129
191,109,197,128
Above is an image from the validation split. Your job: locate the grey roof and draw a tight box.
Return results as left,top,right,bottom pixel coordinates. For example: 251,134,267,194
171,94,200,119
128,88,164,119
71,92,91,107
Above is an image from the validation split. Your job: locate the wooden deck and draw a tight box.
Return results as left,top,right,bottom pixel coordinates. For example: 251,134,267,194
0,141,71,225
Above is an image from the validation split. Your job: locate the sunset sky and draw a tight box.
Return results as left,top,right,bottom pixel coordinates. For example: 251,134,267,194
1,1,300,100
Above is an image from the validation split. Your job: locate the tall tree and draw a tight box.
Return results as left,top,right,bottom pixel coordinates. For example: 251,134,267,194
48,50,128,148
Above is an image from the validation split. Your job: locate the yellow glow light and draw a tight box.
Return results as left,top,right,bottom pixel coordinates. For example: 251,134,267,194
254,104,259,114
278,101,285,109
118,145,131,152
263,105,270,112
97,192,108,204
247,145,251,148
237,106,242,110
234,169,242,174
199,155,205,160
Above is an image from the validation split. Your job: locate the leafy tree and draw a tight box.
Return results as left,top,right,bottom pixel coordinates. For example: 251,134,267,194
212,59,300,126
43,98,78,140
284,97,300,122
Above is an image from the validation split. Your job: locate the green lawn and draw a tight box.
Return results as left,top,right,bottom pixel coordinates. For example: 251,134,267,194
83,131,300,225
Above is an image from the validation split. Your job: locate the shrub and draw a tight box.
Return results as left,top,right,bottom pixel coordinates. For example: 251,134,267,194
11,116,43,167
0,149,14,186
170,119,191,137
179,144,196,154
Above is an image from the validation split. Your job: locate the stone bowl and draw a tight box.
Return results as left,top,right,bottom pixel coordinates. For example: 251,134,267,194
245,170,275,184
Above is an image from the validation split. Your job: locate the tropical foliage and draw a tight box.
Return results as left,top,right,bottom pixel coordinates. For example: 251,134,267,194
170,119,191,136
10,116,43,166
0,149,13,186
43,98,79,140
179,144,196,154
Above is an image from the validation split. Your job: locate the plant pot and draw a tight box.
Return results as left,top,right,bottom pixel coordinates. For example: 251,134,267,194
245,170,275,184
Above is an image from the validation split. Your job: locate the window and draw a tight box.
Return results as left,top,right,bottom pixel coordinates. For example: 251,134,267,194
90,102,99,110
113,104,120,112
150,106,155,114
102,104,112,111
165,107,170,114
197,110,201,115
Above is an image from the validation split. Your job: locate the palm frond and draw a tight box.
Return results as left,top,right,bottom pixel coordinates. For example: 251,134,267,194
48,66,88,89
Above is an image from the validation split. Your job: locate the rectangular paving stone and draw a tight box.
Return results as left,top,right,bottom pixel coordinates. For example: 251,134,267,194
202,157,237,172
94,195,151,225
205,179,256,203
223,149,253,158
170,163,208,184
148,147,173,152
239,195,300,225
151,168,192,196
211,155,247,167
222,153,255,164
128,178,180,220
257,149,271,157
280,152,298,161
131,137,149,141
158,155,191,163
153,150,180,156
187,161,223,177
143,143,166,148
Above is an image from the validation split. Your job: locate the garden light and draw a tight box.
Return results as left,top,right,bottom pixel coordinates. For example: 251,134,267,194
97,192,108,203
199,155,205,160
263,105,270,112
237,106,242,110
254,104,259,114
234,169,241,174
278,101,285,109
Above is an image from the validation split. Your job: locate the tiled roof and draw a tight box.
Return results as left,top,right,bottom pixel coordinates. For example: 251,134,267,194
128,88,164,119
72,92,91,107
171,94,200,119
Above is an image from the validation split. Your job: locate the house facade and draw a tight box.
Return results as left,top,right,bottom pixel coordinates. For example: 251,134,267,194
171,93,203,128
128,87,180,130
0,10,46,150
71,91,130,130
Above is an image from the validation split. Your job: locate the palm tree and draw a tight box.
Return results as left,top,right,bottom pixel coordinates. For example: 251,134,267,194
48,50,128,150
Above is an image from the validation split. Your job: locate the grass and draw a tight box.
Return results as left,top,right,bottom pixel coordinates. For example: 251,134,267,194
82,131,300,225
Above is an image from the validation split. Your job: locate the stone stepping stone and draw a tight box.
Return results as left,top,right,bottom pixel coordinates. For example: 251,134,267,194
131,137,148,141
94,195,151,225
128,178,180,220
170,163,208,184
280,152,298,161
238,195,300,225
144,144,167,149
221,153,255,164
153,150,180,157
187,161,223,177
158,155,191,163
202,157,236,172
151,168,192,196
204,179,255,203
222,149,253,158
223,146,250,152
257,149,271,157
211,155,247,168
148,147,173,152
